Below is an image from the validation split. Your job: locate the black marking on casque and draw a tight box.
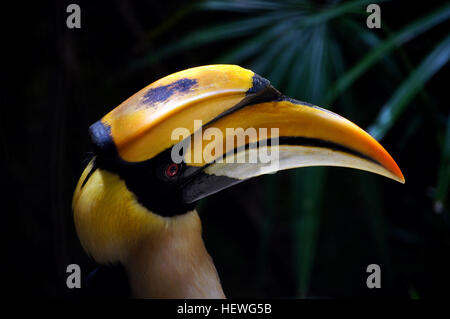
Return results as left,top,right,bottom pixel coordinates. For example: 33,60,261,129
89,121,118,157
204,75,281,128
142,78,198,105
202,73,341,129
246,74,271,95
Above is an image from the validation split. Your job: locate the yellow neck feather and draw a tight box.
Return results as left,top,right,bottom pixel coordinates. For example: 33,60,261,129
73,160,225,298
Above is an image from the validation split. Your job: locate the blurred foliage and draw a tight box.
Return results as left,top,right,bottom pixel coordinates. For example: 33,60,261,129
134,0,450,297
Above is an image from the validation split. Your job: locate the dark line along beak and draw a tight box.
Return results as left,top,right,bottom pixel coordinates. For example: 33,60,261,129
180,97,404,203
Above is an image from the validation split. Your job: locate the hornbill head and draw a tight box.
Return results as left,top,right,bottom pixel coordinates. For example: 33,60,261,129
73,65,404,280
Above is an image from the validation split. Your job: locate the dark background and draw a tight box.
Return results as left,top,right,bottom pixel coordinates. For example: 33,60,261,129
3,0,449,298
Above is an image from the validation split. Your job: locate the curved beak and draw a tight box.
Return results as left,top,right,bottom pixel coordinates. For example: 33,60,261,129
180,97,404,203
87,65,404,205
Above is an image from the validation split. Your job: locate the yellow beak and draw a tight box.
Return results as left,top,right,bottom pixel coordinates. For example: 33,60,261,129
88,64,403,202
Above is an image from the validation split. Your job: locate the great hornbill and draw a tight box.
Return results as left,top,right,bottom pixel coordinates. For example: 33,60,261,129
73,65,404,298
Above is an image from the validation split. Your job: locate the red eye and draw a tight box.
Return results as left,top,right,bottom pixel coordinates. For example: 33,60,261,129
165,163,179,177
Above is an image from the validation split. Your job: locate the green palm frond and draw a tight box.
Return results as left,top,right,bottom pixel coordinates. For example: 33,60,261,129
325,2,450,105
434,115,450,216
368,33,450,140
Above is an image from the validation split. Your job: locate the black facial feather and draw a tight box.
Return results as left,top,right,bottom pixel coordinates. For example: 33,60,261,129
95,148,198,217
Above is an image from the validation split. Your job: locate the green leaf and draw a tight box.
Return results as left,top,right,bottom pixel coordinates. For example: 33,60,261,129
249,29,298,75
338,18,402,80
285,36,312,97
146,2,197,41
359,174,391,268
134,0,389,70
131,11,295,69
307,25,330,104
434,114,450,214
291,167,326,297
408,285,420,299
329,36,359,117
298,0,386,27
200,0,284,12
217,17,299,64
325,2,450,105
267,30,311,88
286,24,331,104
368,33,450,140
258,174,278,280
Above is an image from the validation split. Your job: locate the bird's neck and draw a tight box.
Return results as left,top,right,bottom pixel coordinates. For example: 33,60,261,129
125,210,226,298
